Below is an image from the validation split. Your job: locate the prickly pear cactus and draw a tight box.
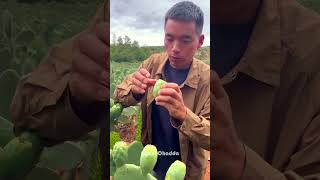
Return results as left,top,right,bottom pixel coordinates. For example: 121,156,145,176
140,145,158,175
112,141,128,168
111,141,186,180
165,160,186,180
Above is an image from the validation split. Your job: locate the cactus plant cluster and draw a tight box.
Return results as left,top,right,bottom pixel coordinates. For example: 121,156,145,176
0,132,43,180
110,141,186,180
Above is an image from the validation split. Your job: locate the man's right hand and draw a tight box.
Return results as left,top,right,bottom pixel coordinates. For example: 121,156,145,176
131,68,156,94
69,22,109,104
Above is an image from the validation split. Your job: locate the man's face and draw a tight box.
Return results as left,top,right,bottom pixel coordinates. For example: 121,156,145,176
164,19,204,69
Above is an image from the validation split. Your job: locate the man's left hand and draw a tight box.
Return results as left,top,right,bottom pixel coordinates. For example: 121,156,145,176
155,83,187,122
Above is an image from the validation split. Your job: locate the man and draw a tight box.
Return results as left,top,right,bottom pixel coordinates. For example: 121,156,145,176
113,1,210,179
212,0,320,179
10,0,109,179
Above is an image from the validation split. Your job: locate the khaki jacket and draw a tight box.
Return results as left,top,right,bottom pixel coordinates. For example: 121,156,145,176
113,53,210,179
9,1,109,179
219,0,320,179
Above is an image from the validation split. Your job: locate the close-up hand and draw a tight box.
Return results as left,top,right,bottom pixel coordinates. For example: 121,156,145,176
69,22,109,104
155,83,187,121
211,70,245,180
131,68,156,94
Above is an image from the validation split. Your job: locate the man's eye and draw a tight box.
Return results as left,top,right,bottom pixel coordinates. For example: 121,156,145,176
182,39,192,43
166,38,173,42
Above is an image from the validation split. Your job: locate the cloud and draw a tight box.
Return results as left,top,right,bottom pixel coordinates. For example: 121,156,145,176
111,0,210,46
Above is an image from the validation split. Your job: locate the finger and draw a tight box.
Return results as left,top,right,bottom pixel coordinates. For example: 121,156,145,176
73,52,108,87
147,78,156,86
211,70,227,99
132,85,145,94
155,95,176,105
95,22,109,44
132,77,147,89
78,32,109,67
139,68,151,78
155,101,171,110
134,71,148,84
158,88,181,100
69,72,108,103
161,83,180,93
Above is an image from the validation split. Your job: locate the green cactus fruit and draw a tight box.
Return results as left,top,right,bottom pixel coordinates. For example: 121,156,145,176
110,98,115,107
113,164,156,180
152,79,166,97
127,141,144,166
110,103,124,121
112,141,128,168
0,132,43,180
140,144,158,175
165,160,186,180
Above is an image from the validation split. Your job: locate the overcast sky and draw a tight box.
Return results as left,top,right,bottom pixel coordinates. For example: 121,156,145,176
110,0,210,46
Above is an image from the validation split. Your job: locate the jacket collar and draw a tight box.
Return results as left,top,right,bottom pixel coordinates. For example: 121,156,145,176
154,53,200,89
225,0,284,87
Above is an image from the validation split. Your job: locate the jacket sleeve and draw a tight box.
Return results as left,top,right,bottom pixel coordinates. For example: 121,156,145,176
241,115,320,180
171,75,211,151
240,73,320,180
112,57,153,107
10,5,107,144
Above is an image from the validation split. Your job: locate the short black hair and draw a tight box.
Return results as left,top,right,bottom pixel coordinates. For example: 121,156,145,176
165,1,204,35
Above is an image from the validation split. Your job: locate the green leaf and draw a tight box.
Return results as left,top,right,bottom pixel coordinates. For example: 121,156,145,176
127,141,143,166
0,69,19,119
2,10,13,39
0,116,14,147
15,29,35,45
38,142,85,171
0,49,12,73
25,166,60,180
21,58,36,75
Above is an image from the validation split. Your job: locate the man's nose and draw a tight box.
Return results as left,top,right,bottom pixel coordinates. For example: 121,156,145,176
172,41,181,53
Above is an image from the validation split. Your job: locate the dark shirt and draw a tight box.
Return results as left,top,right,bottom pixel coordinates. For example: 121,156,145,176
152,60,189,179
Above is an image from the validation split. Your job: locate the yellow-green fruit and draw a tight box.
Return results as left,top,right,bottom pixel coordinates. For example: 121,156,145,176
152,79,166,97
140,145,158,175
165,160,186,180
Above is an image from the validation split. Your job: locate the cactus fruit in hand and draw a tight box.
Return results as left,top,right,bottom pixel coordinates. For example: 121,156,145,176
165,160,186,180
140,144,158,175
152,79,166,97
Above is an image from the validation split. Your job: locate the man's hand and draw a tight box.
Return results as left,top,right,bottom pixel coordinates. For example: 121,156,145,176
131,68,156,94
211,70,245,180
155,83,187,121
69,22,109,104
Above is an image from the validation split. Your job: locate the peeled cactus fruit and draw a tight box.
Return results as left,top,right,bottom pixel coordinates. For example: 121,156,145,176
152,79,166,97
165,160,186,180
112,141,128,168
140,144,158,175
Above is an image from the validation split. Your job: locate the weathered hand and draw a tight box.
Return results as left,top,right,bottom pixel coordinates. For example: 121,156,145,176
211,70,245,180
131,68,156,94
69,22,109,104
155,83,187,121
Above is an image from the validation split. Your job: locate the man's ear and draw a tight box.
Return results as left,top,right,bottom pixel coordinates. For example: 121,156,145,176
198,34,204,49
